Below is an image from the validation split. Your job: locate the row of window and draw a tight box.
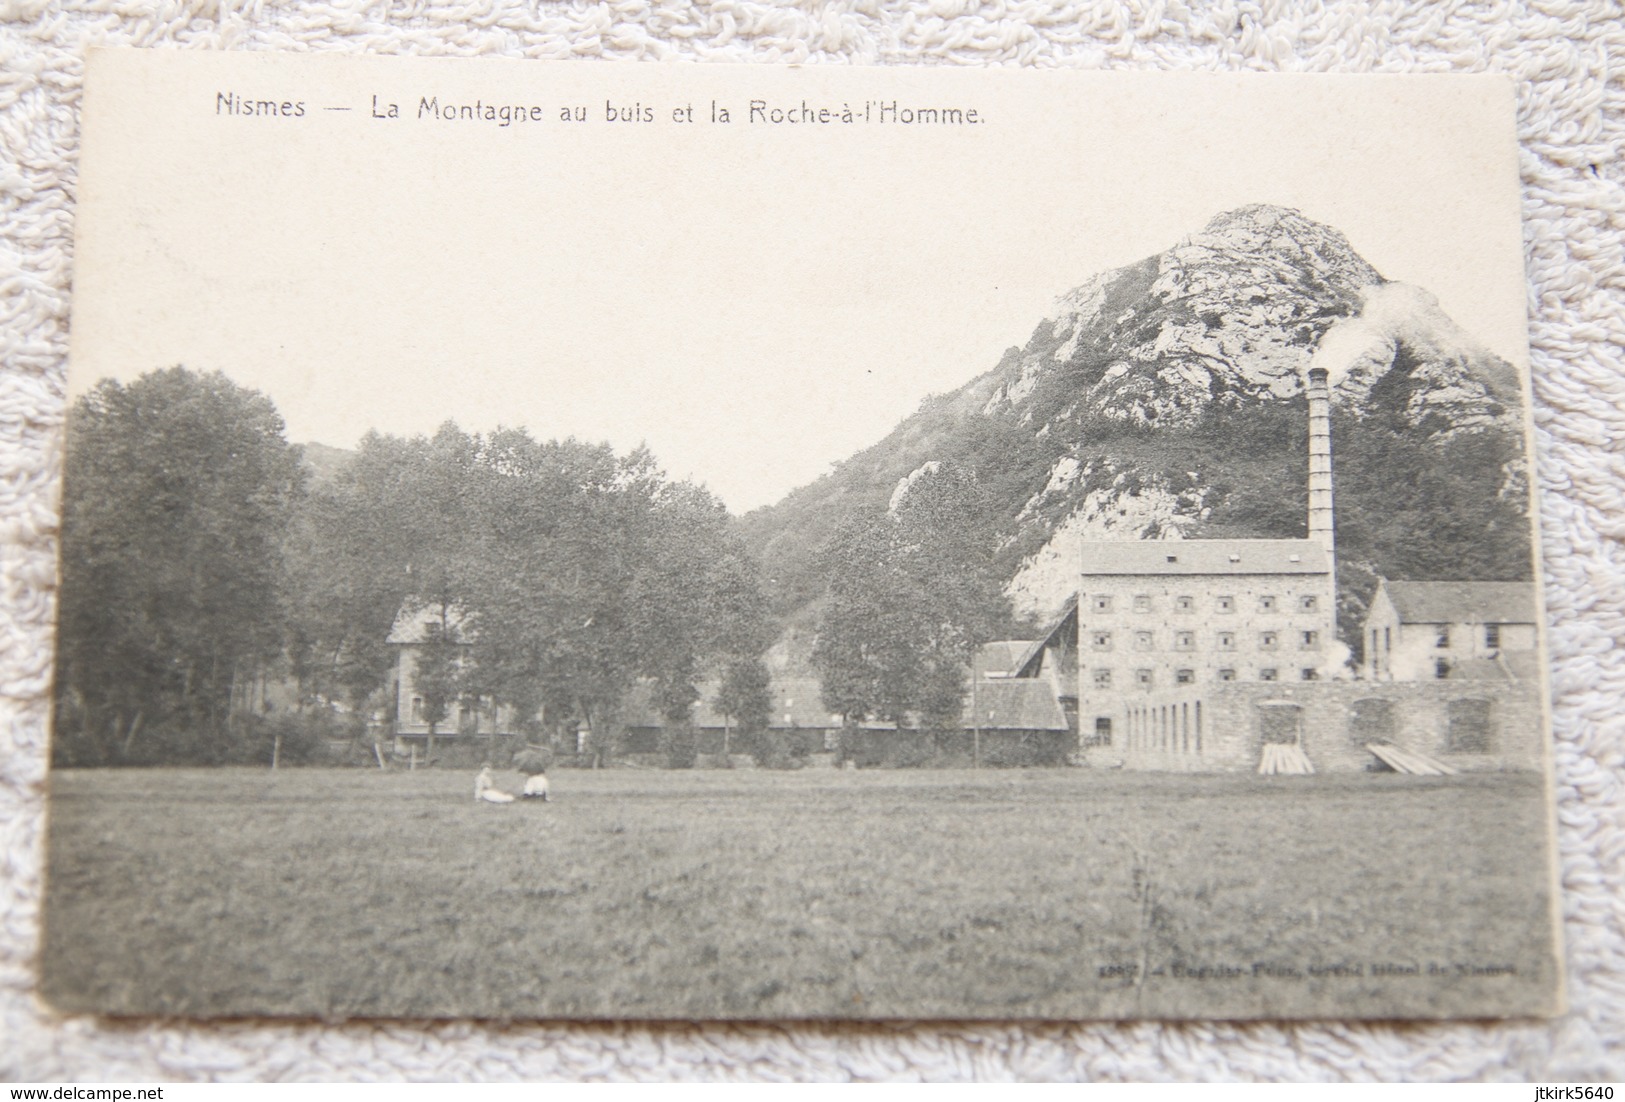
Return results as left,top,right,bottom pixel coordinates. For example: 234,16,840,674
1434,624,1503,648
1090,666,1321,688
1089,629,1320,651
1372,624,1506,653
1090,593,1319,614
1368,656,1478,681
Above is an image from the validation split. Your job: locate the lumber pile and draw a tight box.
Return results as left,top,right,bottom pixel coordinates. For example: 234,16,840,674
1257,742,1315,775
1365,742,1459,776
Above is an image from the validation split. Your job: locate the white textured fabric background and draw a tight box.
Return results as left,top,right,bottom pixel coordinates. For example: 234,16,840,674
2,0,1622,1082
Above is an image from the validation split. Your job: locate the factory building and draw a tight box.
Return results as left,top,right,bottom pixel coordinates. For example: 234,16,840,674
1072,367,1543,774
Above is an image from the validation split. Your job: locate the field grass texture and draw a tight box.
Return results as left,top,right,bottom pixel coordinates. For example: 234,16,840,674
39,767,1560,1020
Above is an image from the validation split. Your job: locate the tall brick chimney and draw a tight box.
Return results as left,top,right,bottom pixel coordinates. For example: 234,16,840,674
1305,366,1336,567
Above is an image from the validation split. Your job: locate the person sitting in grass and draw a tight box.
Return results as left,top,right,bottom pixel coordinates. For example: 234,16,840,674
520,770,550,801
474,764,514,804
514,744,553,802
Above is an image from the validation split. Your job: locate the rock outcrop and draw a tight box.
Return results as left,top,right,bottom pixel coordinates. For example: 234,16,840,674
741,204,1530,634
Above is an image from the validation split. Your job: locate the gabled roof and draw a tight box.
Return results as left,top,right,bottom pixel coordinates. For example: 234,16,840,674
1079,539,1330,576
968,678,1070,732
975,641,1032,678
623,677,853,730
1011,594,1079,678
1380,580,1537,625
760,677,848,729
386,602,474,645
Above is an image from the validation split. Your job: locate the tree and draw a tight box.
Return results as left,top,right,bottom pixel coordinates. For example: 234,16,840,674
56,368,305,764
813,516,915,730
411,602,466,759
416,431,772,764
812,462,1010,751
627,478,771,758
280,422,774,764
716,656,772,758
447,433,654,760
890,462,1007,729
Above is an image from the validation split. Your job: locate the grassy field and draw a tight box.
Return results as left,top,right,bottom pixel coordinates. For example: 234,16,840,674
39,766,1561,1020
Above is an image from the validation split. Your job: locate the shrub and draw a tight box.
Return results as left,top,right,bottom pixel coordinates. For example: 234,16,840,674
230,712,323,766
660,724,698,769
886,736,936,769
753,729,799,770
981,733,1070,768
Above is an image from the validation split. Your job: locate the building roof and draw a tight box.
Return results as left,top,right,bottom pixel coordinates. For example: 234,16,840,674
967,678,1071,731
386,601,474,645
759,677,849,729
1079,539,1330,577
1011,594,1078,678
624,677,855,730
1381,580,1537,625
975,640,1032,678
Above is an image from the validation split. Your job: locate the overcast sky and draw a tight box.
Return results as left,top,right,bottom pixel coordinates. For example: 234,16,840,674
70,56,1528,514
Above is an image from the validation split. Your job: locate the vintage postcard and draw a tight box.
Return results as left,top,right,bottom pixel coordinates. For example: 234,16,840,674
42,51,1563,1020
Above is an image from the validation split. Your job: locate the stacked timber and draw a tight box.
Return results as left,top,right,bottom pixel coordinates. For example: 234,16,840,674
1365,743,1459,776
1257,742,1315,775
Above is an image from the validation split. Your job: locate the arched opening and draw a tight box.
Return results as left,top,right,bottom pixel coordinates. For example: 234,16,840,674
1257,702,1303,747
1350,698,1395,746
1447,698,1494,753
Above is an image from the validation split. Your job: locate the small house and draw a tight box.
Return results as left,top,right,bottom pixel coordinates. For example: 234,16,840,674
1363,579,1539,681
386,602,515,749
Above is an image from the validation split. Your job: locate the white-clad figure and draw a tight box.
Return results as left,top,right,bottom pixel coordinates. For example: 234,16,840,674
474,764,514,804
514,744,553,802
521,770,550,801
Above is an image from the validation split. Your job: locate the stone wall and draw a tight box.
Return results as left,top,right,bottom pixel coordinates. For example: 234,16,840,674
1117,679,1546,774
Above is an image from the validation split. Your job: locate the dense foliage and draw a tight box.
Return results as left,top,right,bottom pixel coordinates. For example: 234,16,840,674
716,657,773,754
295,424,771,761
811,462,1011,736
55,371,769,765
56,369,305,764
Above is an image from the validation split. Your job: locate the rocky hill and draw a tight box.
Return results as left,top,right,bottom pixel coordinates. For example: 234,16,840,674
740,204,1532,659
